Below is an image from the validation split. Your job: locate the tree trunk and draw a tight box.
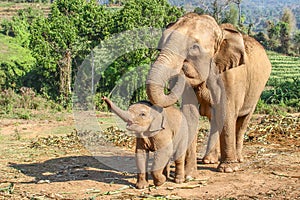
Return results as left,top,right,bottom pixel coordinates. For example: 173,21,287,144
237,3,241,26
59,50,72,105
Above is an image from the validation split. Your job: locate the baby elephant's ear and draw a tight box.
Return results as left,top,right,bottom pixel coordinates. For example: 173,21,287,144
148,106,167,132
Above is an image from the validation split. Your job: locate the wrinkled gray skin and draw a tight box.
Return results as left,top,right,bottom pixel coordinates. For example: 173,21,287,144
103,96,188,189
146,13,272,174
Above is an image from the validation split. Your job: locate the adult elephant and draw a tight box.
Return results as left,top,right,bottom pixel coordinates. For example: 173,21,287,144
146,13,271,175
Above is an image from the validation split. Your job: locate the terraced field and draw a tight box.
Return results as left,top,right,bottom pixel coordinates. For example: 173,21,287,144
267,51,300,86
0,2,50,20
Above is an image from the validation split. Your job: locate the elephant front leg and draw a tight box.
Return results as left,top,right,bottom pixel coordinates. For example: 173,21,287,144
151,152,167,187
163,162,170,180
184,135,197,179
236,111,254,163
151,143,173,186
203,137,219,164
218,112,239,173
151,168,166,187
174,155,185,184
181,84,200,179
136,173,149,189
135,147,149,189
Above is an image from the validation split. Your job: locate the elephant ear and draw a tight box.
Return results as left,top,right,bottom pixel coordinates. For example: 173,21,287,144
214,23,245,73
148,106,167,132
157,22,175,50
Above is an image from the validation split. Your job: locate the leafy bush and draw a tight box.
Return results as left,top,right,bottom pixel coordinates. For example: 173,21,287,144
260,78,300,112
0,34,36,89
0,87,64,118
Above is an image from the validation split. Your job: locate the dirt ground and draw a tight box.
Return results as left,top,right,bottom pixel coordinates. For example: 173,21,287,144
0,112,299,200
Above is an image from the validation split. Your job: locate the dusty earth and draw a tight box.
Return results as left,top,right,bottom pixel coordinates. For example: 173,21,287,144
0,112,299,200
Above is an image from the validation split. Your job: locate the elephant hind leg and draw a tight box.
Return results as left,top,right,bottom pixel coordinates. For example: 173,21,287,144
236,111,254,162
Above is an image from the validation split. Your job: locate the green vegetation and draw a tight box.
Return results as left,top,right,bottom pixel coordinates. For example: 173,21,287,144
0,34,35,89
267,51,300,86
0,2,15,7
256,51,300,113
0,0,299,116
0,87,64,119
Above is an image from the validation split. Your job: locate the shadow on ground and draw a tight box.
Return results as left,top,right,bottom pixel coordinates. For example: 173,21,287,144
9,156,135,185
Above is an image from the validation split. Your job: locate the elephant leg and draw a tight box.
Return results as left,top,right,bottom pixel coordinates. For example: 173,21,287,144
202,135,219,164
136,172,149,189
135,142,149,189
218,111,239,173
163,162,170,180
174,155,185,184
200,101,220,164
184,135,197,179
236,111,254,163
181,84,200,179
151,168,166,186
151,142,173,186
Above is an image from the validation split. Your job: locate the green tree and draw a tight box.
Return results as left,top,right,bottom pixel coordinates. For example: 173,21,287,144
292,31,300,55
1,8,43,48
1,0,183,106
278,22,290,54
29,0,112,105
194,7,206,15
115,0,183,32
254,31,268,48
281,8,296,34
0,34,35,89
232,0,242,26
222,4,238,26
277,9,296,55
97,0,183,103
267,21,280,51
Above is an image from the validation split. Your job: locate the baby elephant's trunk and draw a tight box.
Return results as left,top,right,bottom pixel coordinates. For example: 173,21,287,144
102,96,132,122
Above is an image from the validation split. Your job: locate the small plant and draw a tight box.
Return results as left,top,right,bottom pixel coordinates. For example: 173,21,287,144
0,87,66,119
260,78,300,112
14,128,21,140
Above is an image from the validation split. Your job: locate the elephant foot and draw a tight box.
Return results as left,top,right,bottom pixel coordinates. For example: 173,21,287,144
237,154,244,163
185,175,193,182
174,175,185,184
136,180,149,189
217,162,239,173
202,154,219,164
184,170,197,181
153,175,166,187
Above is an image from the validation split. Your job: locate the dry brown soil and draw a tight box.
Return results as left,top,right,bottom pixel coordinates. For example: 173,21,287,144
0,113,299,200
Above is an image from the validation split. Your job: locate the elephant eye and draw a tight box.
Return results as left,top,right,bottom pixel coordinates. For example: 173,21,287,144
188,43,200,56
192,44,199,50
139,112,146,117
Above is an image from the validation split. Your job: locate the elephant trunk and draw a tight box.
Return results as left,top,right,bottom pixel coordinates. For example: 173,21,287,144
102,96,132,122
146,51,185,107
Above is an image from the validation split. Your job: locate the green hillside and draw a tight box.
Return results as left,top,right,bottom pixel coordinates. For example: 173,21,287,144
169,0,300,30
267,51,300,86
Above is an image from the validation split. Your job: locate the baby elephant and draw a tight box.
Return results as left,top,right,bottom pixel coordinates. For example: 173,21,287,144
103,96,188,189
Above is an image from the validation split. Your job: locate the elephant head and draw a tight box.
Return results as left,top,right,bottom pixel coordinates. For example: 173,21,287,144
146,13,246,107
103,97,171,135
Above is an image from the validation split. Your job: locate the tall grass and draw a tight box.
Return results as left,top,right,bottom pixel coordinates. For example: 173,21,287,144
0,87,64,119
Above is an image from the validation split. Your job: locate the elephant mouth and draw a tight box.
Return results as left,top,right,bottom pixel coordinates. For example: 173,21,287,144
126,121,133,128
182,62,203,86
